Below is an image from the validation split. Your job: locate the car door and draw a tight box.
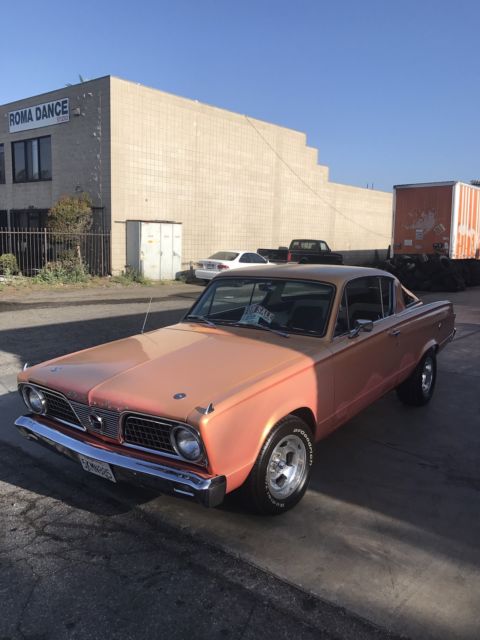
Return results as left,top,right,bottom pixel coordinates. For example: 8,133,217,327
329,276,401,427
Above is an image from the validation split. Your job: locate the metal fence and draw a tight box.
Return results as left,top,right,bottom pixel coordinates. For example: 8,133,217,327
0,228,111,276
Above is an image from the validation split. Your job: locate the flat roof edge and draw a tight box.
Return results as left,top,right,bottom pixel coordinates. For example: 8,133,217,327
109,75,306,136
394,181,480,190
0,76,111,109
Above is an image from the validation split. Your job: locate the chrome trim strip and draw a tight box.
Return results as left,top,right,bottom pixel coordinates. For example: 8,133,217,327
174,488,195,497
53,416,87,432
429,327,456,354
14,415,225,506
122,439,193,463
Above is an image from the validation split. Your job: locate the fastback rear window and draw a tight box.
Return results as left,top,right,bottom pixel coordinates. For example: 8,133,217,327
208,252,239,261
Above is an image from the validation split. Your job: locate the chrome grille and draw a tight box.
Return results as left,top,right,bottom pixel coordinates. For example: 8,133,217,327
123,415,175,454
70,402,120,439
43,390,82,427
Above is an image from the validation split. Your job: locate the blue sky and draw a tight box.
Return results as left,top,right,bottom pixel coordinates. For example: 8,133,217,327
1,0,478,191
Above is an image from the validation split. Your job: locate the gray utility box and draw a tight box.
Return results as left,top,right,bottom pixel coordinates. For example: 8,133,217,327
126,220,182,280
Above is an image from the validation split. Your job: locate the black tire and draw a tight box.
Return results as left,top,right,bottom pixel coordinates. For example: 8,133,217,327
240,415,314,515
396,349,437,406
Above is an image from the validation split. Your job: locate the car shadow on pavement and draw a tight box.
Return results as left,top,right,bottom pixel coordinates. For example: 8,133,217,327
1,425,158,518
306,374,480,558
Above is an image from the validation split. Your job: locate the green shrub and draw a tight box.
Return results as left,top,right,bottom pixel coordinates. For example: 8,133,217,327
34,258,90,284
112,266,150,285
0,253,19,276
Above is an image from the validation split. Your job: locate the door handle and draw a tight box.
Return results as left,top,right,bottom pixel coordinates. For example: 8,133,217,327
389,329,401,337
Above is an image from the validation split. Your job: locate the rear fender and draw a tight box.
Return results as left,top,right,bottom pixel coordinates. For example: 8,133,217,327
420,339,438,359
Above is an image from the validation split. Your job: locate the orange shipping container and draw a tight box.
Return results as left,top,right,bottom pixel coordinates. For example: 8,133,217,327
392,181,480,260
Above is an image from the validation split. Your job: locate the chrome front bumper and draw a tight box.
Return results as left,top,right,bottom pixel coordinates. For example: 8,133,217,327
14,415,226,508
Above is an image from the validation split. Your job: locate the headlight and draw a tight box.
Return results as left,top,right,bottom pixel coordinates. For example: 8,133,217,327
22,386,47,414
171,426,203,462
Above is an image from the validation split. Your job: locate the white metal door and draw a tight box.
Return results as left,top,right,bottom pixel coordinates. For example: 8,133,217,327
159,223,182,279
140,223,161,279
172,224,182,277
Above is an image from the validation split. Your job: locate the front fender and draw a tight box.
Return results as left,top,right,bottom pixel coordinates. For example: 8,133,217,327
198,358,334,493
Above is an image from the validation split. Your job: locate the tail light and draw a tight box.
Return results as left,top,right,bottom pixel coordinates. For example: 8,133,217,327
287,251,292,261
217,264,229,270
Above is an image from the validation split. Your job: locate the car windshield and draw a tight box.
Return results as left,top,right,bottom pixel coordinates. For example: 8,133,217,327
186,277,334,337
208,251,239,261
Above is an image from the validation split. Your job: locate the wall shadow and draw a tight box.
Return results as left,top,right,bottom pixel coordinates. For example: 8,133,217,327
0,306,192,367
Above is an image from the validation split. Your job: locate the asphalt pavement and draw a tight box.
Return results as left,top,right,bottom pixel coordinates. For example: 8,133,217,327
1,282,479,639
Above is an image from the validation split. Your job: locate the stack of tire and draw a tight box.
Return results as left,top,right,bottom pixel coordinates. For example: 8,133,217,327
459,259,480,287
379,255,480,292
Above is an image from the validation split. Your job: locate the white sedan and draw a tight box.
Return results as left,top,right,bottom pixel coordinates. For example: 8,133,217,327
195,251,268,281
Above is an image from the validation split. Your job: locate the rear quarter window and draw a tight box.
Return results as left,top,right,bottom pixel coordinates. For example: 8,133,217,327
402,285,420,308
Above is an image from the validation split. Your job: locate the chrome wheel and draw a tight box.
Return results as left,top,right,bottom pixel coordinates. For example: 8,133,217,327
267,434,307,500
421,356,434,395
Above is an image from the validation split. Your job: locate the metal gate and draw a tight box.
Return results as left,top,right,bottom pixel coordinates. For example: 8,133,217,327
0,228,111,276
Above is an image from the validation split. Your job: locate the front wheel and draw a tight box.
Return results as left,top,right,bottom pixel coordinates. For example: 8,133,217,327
396,349,437,406
240,416,314,515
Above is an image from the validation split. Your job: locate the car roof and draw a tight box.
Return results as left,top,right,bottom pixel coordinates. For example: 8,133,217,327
213,263,394,285
206,250,261,258
209,250,246,255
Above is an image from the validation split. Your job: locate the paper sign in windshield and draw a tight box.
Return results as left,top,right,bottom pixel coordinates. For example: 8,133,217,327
241,304,274,325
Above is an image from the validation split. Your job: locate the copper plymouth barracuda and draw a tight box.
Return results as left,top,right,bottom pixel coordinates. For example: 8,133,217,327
15,265,455,514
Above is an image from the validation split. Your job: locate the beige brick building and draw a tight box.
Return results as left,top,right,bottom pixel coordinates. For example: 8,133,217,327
0,76,392,275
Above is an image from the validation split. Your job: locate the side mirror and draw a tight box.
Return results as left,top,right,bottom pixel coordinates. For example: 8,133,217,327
348,318,374,339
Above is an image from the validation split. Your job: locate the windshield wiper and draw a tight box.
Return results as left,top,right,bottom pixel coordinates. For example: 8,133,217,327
185,314,217,328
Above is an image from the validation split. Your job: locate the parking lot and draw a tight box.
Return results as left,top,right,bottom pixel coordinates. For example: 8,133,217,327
1,283,479,640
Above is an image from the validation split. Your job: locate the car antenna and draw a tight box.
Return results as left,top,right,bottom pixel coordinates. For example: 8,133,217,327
141,297,153,334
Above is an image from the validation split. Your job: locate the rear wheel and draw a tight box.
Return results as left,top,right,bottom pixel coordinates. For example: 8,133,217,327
240,416,314,515
396,349,437,406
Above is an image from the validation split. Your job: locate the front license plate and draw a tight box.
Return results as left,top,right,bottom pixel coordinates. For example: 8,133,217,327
79,455,116,483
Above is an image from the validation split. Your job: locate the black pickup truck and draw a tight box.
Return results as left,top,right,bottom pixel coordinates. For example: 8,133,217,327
257,239,343,265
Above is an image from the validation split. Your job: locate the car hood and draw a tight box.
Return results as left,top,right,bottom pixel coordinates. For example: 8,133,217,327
21,323,326,423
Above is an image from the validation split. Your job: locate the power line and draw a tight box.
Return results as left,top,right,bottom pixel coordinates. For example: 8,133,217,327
244,115,390,241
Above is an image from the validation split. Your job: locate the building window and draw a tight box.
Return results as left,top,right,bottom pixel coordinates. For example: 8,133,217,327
12,136,51,183
0,144,5,184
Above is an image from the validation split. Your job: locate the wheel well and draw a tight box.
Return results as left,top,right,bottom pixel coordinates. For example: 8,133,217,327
422,343,438,358
290,407,317,437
